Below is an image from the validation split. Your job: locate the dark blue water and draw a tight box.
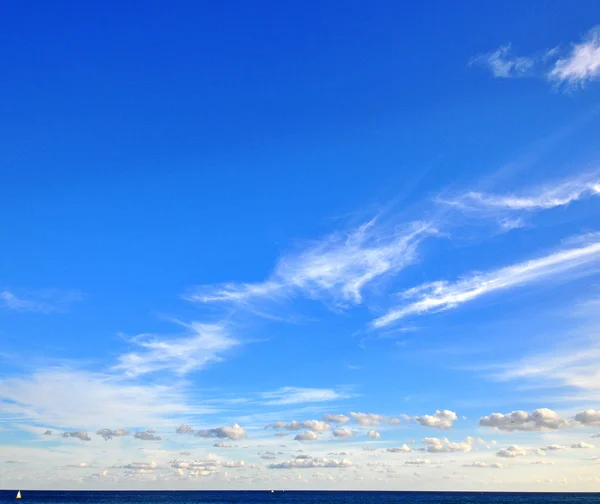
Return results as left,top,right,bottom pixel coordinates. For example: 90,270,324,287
0,492,599,504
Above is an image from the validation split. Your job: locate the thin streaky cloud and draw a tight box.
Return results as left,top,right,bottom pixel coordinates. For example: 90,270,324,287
549,26,600,86
472,25,600,88
439,173,600,212
114,322,239,377
469,45,534,78
260,387,351,406
0,289,82,314
373,234,600,327
184,218,437,311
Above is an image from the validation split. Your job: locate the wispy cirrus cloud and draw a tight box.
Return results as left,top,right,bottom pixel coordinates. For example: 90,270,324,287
0,368,211,430
260,387,351,406
373,234,600,327
184,218,436,311
472,25,600,88
469,45,535,78
114,322,239,377
440,173,600,213
0,289,82,314
549,27,600,86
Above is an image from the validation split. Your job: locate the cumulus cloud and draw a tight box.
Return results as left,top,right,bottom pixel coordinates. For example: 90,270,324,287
422,437,473,453
185,219,435,310
122,461,157,471
469,45,534,78
43,430,52,435
543,444,568,451
497,445,527,458
176,424,195,434
265,420,331,432
387,445,412,453
367,430,381,439
572,442,595,449
294,431,318,442
196,424,247,441
575,409,600,426
96,428,129,440
222,460,245,468
134,431,161,441
349,412,399,426
268,456,352,469
333,428,354,438
323,414,350,424
549,26,600,85
62,431,91,442
261,387,349,405
214,442,232,448
373,237,600,327
414,410,458,430
479,408,569,432
405,459,430,465
114,322,239,377
463,462,504,469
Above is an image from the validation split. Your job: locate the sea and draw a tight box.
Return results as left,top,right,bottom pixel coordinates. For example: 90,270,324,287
1,492,599,504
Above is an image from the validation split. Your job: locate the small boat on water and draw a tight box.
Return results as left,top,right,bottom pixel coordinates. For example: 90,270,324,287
16,491,21,499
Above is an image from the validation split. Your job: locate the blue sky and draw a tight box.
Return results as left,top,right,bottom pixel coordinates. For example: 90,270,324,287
2,0,600,491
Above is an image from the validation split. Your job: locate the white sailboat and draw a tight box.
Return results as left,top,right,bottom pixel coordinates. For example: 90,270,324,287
16,491,21,499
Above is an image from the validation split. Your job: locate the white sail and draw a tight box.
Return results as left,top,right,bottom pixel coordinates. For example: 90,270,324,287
16,491,21,499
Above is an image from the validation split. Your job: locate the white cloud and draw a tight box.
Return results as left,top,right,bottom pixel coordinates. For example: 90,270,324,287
332,428,354,438
121,461,157,471
196,424,247,441
387,445,411,453
185,219,435,309
470,45,534,78
0,368,201,430
543,444,567,451
404,459,430,465
575,410,600,426
373,236,600,327
549,26,600,85
463,462,503,469
213,442,232,448
175,424,194,435
350,412,394,426
265,420,331,432
134,431,161,441
96,428,129,440
268,457,352,469
367,430,381,439
114,322,239,377
62,431,91,442
414,410,458,430
323,414,350,424
532,460,555,465
479,409,569,431
0,289,82,314
294,431,318,442
572,442,595,449
441,173,600,212
422,437,472,453
261,387,348,405
497,445,527,458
